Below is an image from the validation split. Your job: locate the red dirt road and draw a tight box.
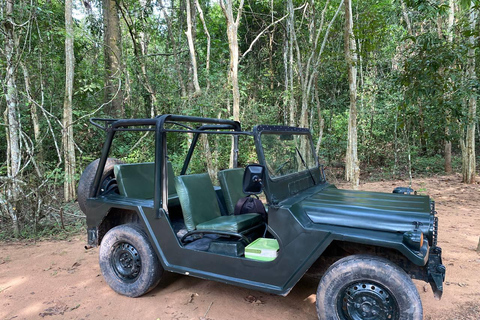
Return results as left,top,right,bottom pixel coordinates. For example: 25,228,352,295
1,174,479,320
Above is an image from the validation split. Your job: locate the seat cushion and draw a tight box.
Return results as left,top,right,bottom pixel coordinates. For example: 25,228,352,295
217,168,247,215
196,213,262,233
175,173,222,231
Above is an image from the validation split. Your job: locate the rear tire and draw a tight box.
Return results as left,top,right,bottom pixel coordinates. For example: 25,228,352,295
99,224,163,297
77,158,123,214
316,254,422,320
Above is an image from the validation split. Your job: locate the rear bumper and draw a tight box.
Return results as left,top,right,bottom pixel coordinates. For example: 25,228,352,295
427,246,446,299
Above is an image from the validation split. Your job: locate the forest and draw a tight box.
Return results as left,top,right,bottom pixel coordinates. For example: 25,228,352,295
0,0,478,238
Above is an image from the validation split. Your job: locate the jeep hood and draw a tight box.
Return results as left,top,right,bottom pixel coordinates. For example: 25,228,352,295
296,186,433,234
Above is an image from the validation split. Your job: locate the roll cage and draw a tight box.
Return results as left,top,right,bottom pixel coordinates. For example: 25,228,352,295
89,114,254,218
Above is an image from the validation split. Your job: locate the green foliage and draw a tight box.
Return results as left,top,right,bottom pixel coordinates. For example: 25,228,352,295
1,0,479,239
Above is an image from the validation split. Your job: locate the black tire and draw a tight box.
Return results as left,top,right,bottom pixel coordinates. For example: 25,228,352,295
316,254,422,320
99,224,163,297
77,158,123,214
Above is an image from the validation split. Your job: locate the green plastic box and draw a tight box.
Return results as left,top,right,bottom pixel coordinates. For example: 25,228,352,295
245,238,279,261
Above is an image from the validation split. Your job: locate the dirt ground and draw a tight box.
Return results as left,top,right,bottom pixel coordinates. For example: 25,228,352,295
0,174,479,320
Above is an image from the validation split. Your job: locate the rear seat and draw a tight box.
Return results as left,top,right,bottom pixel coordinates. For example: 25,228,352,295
114,162,179,205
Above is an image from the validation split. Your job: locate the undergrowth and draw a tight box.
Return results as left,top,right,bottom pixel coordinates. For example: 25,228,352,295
0,203,86,242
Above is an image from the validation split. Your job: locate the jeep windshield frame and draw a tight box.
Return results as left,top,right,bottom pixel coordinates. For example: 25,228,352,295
253,125,323,205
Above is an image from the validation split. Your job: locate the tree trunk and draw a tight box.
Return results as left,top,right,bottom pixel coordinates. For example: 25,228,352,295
286,0,296,126
444,139,452,173
3,0,21,236
315,91,325,155
117,1,157,117
20,62,43,171
185,0,201,96
418,103,427,155
63,0,76,202
394,108,398,175
220,0,244,168
399,0,413,36
286,0,343,130
344,0,360,188
161,0,187,97
103,0,124,117
195,0,211,91
462,4,477,184
201,135,217,183
443,0,454,174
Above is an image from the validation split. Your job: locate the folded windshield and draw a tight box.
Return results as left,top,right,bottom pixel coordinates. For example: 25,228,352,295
261,133,317,179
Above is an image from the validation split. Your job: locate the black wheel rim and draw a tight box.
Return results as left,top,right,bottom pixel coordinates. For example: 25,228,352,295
100,174,116,194
337,281,399,320
111,242,142,282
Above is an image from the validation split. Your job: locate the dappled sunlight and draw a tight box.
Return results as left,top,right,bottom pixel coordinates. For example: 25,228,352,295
303,293,316,304
0,276,27,291
16,301,43,318
75,278,96,289
0,276,28,318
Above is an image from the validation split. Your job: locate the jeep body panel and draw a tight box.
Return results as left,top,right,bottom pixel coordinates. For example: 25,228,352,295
85,185,431,295
87,195,332,295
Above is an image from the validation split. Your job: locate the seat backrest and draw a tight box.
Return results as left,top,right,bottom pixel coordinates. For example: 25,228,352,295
175,173,222,231
114,162,176,199
217,168,246,215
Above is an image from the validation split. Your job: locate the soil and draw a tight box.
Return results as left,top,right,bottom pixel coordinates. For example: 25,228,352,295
0,174,479,320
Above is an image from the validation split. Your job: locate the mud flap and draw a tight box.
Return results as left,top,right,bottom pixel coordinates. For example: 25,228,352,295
86,227,98,248
427,246,446,299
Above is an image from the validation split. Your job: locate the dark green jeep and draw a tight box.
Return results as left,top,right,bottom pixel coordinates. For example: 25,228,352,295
78,115,445,320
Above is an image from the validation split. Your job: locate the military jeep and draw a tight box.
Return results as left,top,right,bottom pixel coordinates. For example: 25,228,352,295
78,115,445,320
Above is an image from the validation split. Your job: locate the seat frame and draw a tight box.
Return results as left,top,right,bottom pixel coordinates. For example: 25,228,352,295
179,222,265,244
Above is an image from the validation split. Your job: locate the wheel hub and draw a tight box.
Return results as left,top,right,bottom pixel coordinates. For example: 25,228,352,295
338,282,398,320
111,242,141,282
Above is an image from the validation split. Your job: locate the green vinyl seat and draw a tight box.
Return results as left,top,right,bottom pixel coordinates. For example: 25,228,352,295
114,162,178,204
217,168,247,215
174,173,262,234
196,214,262,233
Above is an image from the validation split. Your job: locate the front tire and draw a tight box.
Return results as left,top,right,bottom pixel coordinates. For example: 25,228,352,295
99,224,163,297
316,254,422,320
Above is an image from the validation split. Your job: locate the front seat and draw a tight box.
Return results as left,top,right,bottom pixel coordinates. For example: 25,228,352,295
174,173,263,242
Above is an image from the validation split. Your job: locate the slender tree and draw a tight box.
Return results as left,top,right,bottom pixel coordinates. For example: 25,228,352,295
160,0,187,97
220,0,244,168
195,0,211,91
118,0,158,116
103,0,124,117
461,1,476,183
444,0,454,174
185,0,201,96
63,0,76,201
2,0,21,236
344,0,360,188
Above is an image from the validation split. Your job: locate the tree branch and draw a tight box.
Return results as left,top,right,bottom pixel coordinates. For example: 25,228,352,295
240,13,289,62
